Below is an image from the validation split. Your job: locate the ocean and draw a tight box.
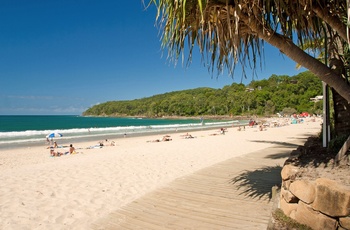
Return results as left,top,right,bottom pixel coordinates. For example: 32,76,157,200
0,115,248,149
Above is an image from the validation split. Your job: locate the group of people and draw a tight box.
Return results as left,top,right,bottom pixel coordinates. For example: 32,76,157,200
148,135,173,142
50,138,119,156
181,133,195,139
99,139,115,146
209,128,227,136
50,144,76,157
86,139,116,149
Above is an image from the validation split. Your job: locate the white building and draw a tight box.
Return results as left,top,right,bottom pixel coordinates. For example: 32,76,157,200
310,95,323,102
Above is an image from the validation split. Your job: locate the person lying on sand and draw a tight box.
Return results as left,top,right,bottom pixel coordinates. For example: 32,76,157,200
97,139,116,147
147,135,172,142
86,140,115,149
103,139,116,146
162,135,172,141
181,133,195,139
147,139,161,142
210,128,227,136
87,144,103,149
50,148,64,157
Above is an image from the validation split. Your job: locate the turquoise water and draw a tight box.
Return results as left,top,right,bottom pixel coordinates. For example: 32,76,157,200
0,115,247,148
0,115,203,132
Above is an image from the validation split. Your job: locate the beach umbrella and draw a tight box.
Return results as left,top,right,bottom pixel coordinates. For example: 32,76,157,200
46,132,63,139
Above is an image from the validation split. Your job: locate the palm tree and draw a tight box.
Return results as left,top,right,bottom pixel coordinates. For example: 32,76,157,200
147,0,350,101
147,0,350,137
296,27,350,138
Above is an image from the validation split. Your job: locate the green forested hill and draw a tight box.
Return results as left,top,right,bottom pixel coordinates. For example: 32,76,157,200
83,71,323,117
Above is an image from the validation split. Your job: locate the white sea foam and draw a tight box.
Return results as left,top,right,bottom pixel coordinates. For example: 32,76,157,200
0,120,247,146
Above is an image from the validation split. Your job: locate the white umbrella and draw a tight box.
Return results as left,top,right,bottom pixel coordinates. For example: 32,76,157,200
46,133,63,139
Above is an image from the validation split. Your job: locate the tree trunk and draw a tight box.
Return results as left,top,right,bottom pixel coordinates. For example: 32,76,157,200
328,39,350,137
243,16,350,103
332,89,350,136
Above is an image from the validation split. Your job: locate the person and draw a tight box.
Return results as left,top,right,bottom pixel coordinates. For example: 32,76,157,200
259,124,264,131
147,139,160,143
162,135,172,141
182,133,195,139
147,135,172,142
220,128,226,135
53,141,58,148
87,144,102,149
249,120,256,127
69,144,76,154
50,148,63,157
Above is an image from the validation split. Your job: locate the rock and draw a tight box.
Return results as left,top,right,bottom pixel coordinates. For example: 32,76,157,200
312,178,350,217
289,180,316,204
280,196,298,216
294,201,337,230
289,209,296,219
339,216,350,230
282,180,291,190
281,187,298,203
281,165,299,181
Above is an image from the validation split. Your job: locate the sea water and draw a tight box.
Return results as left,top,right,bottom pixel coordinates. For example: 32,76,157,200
0,115,248,149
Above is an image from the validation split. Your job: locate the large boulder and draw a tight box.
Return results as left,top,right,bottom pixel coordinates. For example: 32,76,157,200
280,196,298,216
312,178,350,217
289,180,316,204
281,187,298,203
294,201,337,230
339,216,350,230
282,180,291,190
281,165,299,181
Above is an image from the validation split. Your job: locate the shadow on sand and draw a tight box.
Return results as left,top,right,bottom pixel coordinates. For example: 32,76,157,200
230,135,323,202
230,165,282,201
249,133,312,149
249,139,300,148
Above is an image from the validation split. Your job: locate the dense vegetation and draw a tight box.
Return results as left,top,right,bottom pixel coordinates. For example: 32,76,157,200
83,71,323,117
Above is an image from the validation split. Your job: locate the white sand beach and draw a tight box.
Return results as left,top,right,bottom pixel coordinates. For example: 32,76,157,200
0,117,322,230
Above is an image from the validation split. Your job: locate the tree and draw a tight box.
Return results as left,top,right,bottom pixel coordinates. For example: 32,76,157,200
265,100,276,116
147,0,350,137
147,0,350,102
83,72,321,117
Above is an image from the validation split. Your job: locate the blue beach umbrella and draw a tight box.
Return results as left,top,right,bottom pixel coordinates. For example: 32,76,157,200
46,132,63,139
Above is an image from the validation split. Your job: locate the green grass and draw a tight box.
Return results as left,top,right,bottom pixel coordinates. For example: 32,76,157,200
270,209,313,230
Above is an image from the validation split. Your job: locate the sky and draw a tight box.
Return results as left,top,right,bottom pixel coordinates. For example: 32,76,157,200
0,1,305,115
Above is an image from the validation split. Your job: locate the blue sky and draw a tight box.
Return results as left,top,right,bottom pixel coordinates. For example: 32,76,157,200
0,1,305,115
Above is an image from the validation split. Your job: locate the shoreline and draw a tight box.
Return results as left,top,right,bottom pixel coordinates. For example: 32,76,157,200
0,120,249,151
0,117,248,151
0,117,322,229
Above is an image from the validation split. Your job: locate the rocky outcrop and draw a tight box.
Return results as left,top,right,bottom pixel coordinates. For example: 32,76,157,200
280,164,350,230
